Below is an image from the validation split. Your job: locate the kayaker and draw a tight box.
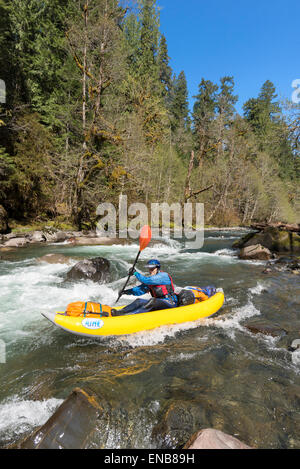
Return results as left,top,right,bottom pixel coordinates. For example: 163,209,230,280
111,259,178,316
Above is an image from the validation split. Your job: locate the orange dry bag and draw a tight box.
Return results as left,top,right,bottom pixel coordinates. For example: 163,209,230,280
66,301,112,318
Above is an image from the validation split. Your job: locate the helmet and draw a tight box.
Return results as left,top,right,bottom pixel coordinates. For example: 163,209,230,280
146,259,161,270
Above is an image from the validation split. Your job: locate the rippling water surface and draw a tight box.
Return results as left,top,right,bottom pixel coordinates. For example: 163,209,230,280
0,230,299,448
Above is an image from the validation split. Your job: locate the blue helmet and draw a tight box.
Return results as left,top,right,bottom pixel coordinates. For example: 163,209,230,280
146,259,161,270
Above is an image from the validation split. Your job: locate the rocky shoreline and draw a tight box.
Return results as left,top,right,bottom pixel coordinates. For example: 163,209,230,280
0,225,251,252
0,227,138,252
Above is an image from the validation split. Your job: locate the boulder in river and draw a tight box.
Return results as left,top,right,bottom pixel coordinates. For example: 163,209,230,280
239,244,272,261
233,227,300,254
13,388,102,449
66,257,110,283
261,256,300,274
151,401,206,449
184,428,252,449
245,321,287,338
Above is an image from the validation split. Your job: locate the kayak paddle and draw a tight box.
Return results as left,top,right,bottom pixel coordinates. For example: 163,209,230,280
116,225,152,303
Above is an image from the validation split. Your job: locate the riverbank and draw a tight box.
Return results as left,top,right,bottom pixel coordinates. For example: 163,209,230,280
0,225,253,250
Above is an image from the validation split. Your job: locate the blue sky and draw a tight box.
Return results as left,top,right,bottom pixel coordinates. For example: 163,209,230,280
158,0,300,114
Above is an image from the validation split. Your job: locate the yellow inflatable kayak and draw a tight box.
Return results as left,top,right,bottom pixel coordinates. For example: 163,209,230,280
42,292,224,338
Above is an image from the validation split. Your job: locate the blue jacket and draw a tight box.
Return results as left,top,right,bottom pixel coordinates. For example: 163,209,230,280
124,271,178,305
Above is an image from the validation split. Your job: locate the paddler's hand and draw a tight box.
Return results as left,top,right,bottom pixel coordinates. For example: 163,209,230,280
128,267,136,276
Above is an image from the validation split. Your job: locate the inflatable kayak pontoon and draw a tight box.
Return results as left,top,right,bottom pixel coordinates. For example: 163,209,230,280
42,292,224,338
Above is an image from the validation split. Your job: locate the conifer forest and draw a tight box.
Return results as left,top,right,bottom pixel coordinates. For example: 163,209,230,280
0,0,299,230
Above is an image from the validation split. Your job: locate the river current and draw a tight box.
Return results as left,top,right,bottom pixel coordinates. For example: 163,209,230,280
0,230,299,448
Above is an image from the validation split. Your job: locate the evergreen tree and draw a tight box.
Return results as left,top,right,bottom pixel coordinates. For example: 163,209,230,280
170,71,190,131
157,34,172,98
217,76,238,121
192,79,218,159
123,12,142,76
243,80,281,135
137,0,160,82
244,80,295,179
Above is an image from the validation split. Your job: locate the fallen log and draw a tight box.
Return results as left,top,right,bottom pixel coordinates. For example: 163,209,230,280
251,222,300,233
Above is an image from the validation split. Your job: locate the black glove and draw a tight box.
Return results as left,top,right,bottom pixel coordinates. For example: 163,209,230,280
128,267,136,276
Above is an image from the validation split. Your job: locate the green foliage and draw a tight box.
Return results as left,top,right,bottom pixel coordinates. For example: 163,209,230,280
138,0,160,81
9,113,54,218
170,71,190,130
0,0,298,228
157,34,172,98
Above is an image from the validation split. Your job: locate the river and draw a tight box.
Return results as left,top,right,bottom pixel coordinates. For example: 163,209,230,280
0,230,299,448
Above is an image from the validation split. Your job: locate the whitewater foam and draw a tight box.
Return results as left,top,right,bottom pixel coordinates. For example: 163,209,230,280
203,299,261,339
0,396,63,443
248,282,269,296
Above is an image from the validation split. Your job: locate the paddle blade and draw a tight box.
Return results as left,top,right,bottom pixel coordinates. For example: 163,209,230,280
139,225,152,251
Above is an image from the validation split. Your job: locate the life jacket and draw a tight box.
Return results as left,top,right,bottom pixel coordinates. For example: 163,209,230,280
66,301,112,318
148,273,176,300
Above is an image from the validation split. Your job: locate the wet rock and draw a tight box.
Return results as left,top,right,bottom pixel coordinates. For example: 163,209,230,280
0,205,9,234
42,227,70,243
66,257,110,283
29,231,46,243
232,232,256,249
4,237,29,248
288,339,300,352
151,401,206,449
239,244,272,261
13,388,102,449
52,231,70,243
262,267,273,274
245,322,287,338
277,257,300,272
233,227,300,254
38,254,74,265
262,257,300,274
183,428,252,449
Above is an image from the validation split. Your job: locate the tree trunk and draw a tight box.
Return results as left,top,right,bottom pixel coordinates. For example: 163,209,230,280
74,0,89,230
184,150,195,203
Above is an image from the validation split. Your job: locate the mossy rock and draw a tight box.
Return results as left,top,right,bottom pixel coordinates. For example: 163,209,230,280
232,232,257,249
233,227,300,253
